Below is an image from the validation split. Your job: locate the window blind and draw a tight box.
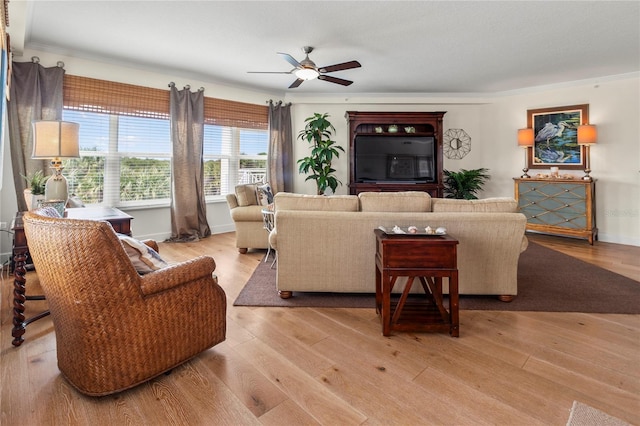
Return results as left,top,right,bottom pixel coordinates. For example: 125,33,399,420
64,75,170,119
204,97,268,130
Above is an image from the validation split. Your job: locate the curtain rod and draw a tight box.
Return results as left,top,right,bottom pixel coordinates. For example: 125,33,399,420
168,82,204,91
267,99,291,106
30,56,64,68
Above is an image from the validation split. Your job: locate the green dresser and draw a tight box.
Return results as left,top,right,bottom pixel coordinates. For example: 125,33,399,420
514,178,597,244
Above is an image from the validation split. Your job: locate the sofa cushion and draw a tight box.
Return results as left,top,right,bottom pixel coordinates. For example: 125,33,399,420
235,184,259,207
431,197,518,213
256,182,274,206
274,193,359,212
359,191,432,212
118,234,168,274
34,206,63,218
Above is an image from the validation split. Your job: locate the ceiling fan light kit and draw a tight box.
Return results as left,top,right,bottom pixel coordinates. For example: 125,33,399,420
294,68,319,80
249,46,361,88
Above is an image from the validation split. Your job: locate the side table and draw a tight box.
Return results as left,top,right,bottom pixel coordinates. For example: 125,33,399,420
261,207,276,268
374,228,459,337
11,207,133,346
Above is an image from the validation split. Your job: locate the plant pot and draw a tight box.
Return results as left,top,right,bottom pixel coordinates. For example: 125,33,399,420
23,189,45,211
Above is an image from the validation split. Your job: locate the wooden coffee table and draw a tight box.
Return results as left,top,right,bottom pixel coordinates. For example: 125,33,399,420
10,207,133,346
374,228,459,337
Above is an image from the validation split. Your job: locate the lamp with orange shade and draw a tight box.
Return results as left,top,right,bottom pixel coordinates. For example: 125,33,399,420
517,128,534,178
577,124,597,181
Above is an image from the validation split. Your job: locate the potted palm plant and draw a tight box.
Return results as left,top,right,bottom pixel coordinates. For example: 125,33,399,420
297,113,345,195
443,168,490,199
23,170,49,210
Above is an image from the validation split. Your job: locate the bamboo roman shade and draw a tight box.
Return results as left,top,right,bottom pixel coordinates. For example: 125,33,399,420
63,74,268,128
64,75,170,119
204,97,268,130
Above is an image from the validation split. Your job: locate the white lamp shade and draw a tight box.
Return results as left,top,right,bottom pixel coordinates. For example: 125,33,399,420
32,121,80,159
517,128,534,147
577,125,597,145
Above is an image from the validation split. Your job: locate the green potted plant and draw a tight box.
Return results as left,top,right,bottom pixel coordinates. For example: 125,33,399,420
443,168,490,199
23,170,49,210
297,113,345,195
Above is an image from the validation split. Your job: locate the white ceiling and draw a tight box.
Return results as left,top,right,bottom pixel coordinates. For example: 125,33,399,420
7,1,640,96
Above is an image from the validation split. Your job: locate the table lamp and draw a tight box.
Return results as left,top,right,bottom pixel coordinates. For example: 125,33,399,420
577,124,597,181
31,120,80,203
517,128,534,178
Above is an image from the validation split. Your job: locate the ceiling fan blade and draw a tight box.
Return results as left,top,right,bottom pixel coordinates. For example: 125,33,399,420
318,75,353,86
289,79,304,89
247,71,293,74
318,60,362,73
278,52,302,69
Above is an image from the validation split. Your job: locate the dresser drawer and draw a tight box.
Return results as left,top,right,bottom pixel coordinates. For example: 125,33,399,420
519,181,587,200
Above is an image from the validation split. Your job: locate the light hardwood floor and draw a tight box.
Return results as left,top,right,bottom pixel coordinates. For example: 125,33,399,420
1,232,638,425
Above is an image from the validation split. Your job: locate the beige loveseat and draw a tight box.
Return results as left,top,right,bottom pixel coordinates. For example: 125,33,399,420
270,192,528,301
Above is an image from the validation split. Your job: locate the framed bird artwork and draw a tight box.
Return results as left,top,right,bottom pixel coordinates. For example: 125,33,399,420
527,104,588,170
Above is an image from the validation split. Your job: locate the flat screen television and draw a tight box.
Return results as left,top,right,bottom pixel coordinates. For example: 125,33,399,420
354,135,436,183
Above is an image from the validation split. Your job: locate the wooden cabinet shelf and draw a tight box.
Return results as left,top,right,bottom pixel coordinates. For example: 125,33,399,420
346,111,446,197
514,178,597,244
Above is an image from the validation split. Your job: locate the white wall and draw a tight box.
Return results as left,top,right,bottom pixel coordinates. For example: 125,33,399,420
1,49,638,265
484,78,640,246
285,76,640,246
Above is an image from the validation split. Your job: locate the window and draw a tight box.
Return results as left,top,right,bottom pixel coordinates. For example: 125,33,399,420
202,95,269,197
63,110,172,206
203,126,268,197
62,75,268,207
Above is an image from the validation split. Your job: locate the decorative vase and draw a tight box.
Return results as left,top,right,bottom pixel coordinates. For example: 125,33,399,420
23,189,45,211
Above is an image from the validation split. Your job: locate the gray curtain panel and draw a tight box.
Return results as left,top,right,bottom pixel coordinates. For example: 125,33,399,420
267,100,293,194
8,59,64,212
167,84,210,241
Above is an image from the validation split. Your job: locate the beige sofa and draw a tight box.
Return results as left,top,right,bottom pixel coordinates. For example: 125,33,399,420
270,192,528,301
226,184,269,253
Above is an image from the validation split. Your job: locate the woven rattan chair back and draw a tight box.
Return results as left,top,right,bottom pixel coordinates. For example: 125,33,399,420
23,211,226,396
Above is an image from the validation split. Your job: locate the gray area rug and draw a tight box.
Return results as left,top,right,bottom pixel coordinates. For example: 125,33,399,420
233,242,640,314
566,401,630,426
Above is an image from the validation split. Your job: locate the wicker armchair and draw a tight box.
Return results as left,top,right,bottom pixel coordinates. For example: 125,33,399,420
23,211,226,396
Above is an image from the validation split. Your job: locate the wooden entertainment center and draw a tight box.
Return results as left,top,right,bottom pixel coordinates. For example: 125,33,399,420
346,111,446,197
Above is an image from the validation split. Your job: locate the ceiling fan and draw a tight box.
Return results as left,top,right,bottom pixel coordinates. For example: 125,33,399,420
248,46,361,89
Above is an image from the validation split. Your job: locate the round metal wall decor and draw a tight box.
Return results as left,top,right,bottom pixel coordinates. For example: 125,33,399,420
443,128,471,159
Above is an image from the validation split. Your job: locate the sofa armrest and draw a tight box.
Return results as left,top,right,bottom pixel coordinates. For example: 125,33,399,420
226,194,239,209
139,256,217,296
269,228,277,250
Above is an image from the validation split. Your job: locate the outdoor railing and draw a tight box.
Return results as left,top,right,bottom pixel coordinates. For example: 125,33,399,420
238,169,266,184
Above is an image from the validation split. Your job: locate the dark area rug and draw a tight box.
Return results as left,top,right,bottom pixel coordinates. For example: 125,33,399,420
233,242,640,314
